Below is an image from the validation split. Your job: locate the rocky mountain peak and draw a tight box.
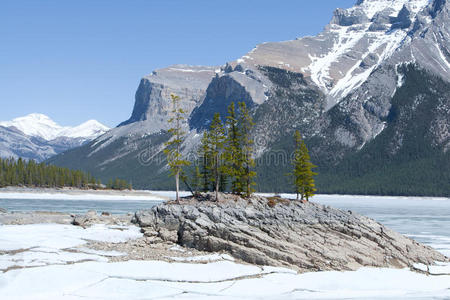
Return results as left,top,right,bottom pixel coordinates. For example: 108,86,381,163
0,114,110,162
355,0,428,19
429,0,448,17
119,65,217,130
48,0,450,195
0,113,109,141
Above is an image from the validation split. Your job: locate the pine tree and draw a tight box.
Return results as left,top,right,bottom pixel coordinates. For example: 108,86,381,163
0,157,104,189
198,131,212,192
291,131,317,201
208,113,226,200
219,172,228,192
238,102,256,197
302,139,317,201
224,102,243,195
164,94,191,202
191,165,202,195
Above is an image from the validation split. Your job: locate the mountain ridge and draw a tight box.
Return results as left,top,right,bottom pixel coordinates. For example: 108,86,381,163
0,113,109,162
49,0,450,195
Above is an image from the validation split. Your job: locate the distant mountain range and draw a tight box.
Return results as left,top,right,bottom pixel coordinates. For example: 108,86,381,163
49,0,450,196
0,114,109,162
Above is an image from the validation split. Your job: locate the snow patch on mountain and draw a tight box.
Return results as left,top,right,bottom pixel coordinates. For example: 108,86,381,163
307,24,369,93
356,0,429,19
328,27,410,101
58,120,110,140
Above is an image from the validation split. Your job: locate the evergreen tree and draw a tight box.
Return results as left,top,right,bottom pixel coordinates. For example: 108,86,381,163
237,102,256,197
224,102,244,195
164,94,191,202
107,179,113,189
198,131,212,192
191,165,202,195
219,173,228,192
290,131,317,201
113,178,120,190
208,113,226,200
0,157,106,189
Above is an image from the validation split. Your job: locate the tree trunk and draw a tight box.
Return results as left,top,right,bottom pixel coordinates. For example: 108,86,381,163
296,192,299,201
215,180,219,201
215,156,219,201
175,171,180,202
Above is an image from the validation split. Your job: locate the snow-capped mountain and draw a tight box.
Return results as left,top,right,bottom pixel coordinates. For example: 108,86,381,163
50,0,450,195
0,113,109,141
0,114,109,162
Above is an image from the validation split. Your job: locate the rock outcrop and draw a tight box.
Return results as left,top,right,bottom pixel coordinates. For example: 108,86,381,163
72,210,132,227
134,194,447,272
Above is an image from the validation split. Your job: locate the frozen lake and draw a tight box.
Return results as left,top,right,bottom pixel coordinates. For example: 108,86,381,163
0,198,163,215
311,194,450,257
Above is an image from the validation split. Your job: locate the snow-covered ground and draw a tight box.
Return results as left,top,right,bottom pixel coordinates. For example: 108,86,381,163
0,224,140,271
0,221,449,299
2,259,449,299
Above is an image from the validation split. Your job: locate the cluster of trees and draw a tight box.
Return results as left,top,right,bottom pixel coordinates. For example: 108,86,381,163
0,157,100,189
0,157,132,190
106,178,132,190
290,131,317,201
164,94,317,201
192,102,256,200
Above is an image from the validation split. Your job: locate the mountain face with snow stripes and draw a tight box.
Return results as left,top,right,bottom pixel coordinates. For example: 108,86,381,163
49,0,450,195
0,114,109,162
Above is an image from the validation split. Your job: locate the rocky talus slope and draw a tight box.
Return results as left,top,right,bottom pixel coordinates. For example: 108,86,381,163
134,194,447,272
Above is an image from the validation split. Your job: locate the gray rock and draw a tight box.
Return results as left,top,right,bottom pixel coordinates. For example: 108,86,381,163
134,194,448,272
390,5,412,29
158,228,178,243
331,8,369,26
72,214,98,227
0,211,73,225
0,208,7,213
86,210,97,217
119,64,216,130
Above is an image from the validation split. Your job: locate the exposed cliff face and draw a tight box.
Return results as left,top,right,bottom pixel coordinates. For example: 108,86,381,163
50,0,450,194
120,65,217,129
189,74,256,129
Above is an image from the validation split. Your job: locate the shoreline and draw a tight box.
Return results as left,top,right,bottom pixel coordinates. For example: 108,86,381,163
0,186,169,201
0,187,448,203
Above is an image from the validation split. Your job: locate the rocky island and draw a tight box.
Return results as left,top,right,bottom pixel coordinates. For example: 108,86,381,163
1,193,447,274
133,193,447,272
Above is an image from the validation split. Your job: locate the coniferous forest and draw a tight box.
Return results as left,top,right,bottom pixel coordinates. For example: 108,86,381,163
0,157,131,190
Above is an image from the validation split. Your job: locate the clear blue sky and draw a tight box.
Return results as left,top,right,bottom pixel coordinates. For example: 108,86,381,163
0,0,355,127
